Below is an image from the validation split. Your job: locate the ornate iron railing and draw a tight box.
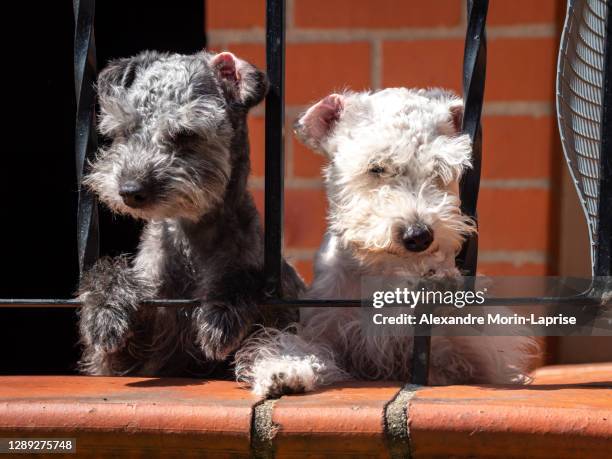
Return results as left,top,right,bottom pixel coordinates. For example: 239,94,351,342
558,0,612,279
264,0,286,298
73,0,99,277
0,0,610,387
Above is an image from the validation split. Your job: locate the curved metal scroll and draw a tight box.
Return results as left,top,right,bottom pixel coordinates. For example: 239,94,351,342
557,0,611,277
73,0,100,277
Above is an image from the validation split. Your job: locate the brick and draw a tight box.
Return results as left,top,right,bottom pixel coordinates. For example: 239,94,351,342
247,116,265,177
383,39,464,93
488,0,559,26
273,382,403,456
284,189,328,249
293,137,328,178
478,188,550,250
487,37,557,101
478,261,548,276
410,384,612,458
292,258,314,284
224,43,265,69
287,43,371,105
249,114,329,180
251,189,328,250
226,42,371,105
251,188,264,217
482,116,554,179
383,38,557,101
534,362,612,385
207,0,265,29
294,0,461,29
0,377,257,456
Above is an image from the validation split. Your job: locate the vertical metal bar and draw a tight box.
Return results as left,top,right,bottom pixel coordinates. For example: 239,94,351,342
203,0,208,49
73,0,99,277
596,0,612,277
410,333,431,385
264,0,286,297
457,0,488,275
412,0,489,386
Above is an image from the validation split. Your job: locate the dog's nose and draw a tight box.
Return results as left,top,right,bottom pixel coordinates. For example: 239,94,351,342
402,224,434,252
119,181,149,208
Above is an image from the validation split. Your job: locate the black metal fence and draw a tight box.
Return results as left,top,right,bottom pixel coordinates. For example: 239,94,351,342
1,0,610,386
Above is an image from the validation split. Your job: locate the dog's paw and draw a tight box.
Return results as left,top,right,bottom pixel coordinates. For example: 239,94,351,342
79,304,133,353
194,303,251,361
77,256,144,354
266,371,310,398
250,358,320,398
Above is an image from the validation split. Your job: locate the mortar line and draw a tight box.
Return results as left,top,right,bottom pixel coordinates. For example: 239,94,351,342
384,384,421,459
250,398,279,459
208,24,556,44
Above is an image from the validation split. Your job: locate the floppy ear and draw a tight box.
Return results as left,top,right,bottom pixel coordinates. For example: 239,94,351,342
448,99,464,133
430,130,472,185
293,94,344,154
97,50,160,100
211,52,268,109
96,51,161,136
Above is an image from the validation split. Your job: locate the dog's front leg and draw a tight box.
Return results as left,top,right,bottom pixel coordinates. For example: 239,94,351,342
193,300,257,361
235,328,349,398
78,256,151,357
193,270,261,361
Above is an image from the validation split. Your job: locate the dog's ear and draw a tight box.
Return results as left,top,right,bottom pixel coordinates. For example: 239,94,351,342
97,51,159,100
96,52,160,137
293,94,344,154
211,52,268,109
420,88,464,135
448,99,464,133
433,137,472,184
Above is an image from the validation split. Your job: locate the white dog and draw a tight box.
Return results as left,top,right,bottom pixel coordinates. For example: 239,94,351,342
236,88,539,397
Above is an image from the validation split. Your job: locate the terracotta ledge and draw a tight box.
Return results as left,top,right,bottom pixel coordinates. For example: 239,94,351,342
0,363,610,458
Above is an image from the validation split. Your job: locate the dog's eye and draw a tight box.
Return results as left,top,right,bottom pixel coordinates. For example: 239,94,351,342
172,129,197,143
368,165,386,175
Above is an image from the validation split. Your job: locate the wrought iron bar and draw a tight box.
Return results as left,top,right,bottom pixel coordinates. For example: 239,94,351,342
73,0,100,277
0,294,602,309
596,0,612,277
412,0,489,386
457,0,488,273
264,0,286,298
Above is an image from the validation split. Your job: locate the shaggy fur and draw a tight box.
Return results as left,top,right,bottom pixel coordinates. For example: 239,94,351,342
78,50,304,376
236,88,539,396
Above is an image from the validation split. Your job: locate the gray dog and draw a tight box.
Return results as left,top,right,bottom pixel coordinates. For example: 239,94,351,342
78,50,303,376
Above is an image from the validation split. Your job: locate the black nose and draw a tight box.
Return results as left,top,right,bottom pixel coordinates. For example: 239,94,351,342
402,224,434,252
119,181,149,208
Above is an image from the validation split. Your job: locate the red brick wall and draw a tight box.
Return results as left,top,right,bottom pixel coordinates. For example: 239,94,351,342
207,0,564,283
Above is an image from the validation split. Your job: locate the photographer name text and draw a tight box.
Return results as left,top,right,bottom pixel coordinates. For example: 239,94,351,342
372,312,577,326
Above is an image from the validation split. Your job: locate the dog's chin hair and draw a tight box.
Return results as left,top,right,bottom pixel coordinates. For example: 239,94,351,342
348,242,429,266
340,217,474,273
85,181,224,222
114,200,216,222
349,246,456,277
